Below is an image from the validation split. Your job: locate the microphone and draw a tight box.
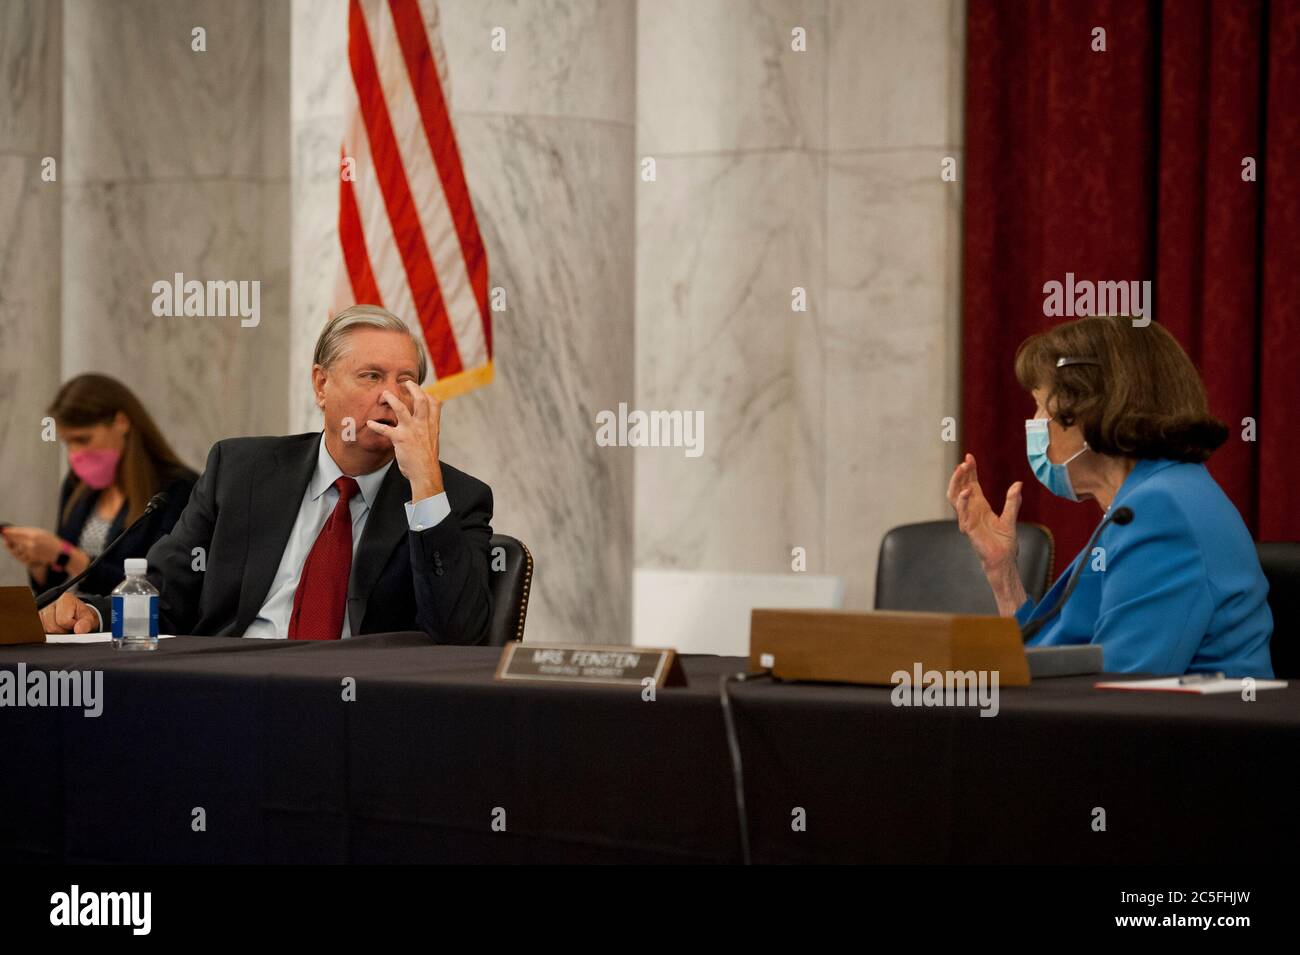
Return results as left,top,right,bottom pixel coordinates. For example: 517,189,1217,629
1020,505,1134,643
35,491,170,611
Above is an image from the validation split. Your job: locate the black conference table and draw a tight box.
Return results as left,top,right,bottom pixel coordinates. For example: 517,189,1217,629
1,632,1296,864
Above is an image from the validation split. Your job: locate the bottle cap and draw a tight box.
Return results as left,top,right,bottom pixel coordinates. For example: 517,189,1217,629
123,558,148,577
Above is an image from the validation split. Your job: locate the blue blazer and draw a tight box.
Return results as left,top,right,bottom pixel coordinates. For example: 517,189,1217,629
1017,458,1274,677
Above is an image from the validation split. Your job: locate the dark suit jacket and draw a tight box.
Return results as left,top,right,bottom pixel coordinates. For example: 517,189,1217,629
87,433,493,644
36,467,198,597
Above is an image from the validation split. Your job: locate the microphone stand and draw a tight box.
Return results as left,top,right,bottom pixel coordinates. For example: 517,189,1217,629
1020,505,1134,643
35,492,170,611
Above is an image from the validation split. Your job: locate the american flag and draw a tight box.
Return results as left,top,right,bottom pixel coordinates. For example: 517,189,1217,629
333,0,492,399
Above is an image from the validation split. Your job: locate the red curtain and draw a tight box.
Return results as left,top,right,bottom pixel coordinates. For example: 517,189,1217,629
963,0,1300,576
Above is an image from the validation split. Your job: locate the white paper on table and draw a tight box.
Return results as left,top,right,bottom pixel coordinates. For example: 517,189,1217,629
44,633,178,644
1095,676,1288,694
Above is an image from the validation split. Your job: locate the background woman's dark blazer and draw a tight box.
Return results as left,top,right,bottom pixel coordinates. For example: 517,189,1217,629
33,466,198,598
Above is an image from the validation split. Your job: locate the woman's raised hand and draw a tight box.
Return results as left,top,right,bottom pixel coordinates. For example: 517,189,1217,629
946,453,1022,572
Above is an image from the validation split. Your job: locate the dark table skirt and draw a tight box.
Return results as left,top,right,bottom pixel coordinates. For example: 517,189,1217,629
2,633,1296,863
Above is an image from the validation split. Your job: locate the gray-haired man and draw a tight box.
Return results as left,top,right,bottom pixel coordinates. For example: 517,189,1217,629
41,305,494,644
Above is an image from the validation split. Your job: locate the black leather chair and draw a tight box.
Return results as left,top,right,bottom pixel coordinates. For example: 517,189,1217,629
1257,542,1299,678
874,520,1055,615
485,533,533,646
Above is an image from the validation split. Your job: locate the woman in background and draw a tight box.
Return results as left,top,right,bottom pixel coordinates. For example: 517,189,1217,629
1,374,197,598
947,317,1273,677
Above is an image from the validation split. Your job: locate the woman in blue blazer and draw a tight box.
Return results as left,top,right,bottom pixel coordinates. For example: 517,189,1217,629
947,317,1273,678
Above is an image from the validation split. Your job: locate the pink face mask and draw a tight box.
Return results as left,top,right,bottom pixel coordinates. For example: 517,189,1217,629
69,447,122,490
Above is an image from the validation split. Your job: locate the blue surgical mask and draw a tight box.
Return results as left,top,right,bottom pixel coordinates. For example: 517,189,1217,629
1025,418,1088,501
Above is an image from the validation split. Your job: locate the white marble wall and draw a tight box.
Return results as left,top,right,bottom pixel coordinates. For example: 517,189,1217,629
60,0,290,472
0,0,961,625
0,0,63,586
291,0,637,643
289,0,349,433
824,0,965,609
636,0,965,610
637,0,827,575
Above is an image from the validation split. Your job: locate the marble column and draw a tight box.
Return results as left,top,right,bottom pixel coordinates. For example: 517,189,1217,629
635,0,966,611
291,0,637,643
0,0,63,586
60,0,290,472
824,0,966,609
635,0,828,576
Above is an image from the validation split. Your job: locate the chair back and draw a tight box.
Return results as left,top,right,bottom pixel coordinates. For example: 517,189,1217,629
1257,542,1300,678
874,520,1055,614
486,534,533,646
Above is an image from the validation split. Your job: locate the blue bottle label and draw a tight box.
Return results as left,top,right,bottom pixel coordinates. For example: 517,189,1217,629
111,594,159,638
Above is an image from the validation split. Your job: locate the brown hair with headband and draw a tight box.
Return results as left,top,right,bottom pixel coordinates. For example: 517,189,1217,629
1014,317,1228,463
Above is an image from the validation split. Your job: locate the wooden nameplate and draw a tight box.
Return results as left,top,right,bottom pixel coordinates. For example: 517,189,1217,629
0,586,48,646
749,609,1030,686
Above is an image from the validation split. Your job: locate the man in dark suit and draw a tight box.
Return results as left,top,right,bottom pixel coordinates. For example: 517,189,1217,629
40,305,493,644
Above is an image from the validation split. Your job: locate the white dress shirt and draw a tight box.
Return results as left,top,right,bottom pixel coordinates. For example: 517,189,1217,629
242,434,450,639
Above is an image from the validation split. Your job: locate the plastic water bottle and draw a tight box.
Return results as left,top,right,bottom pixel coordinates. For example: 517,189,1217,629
111,558,159,651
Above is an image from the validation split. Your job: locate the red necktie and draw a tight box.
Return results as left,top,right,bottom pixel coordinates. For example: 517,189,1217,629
288,476,360,640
